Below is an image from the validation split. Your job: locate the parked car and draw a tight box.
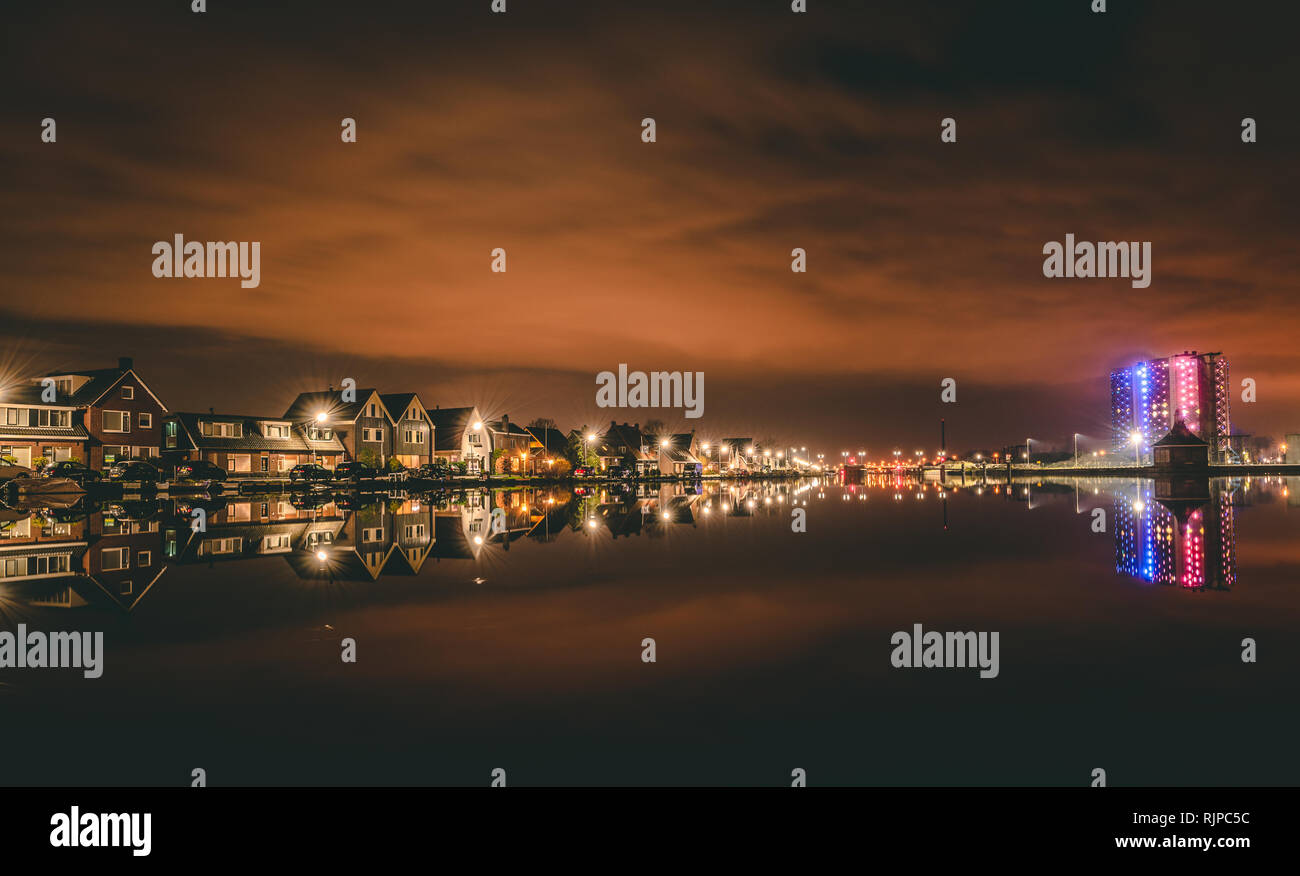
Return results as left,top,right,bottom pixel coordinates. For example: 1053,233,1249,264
107,460,164,484
289,463,333,484
335,461,381,482
174,459,228,481
415,462,449,480
572,465,595,478
607,466,634,479
41,460,103,486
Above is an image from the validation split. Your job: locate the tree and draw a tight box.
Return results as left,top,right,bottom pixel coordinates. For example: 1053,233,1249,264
528,417,557,431
642,419,667,437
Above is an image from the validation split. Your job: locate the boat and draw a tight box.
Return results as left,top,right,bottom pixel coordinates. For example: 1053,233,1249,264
9,477,86,496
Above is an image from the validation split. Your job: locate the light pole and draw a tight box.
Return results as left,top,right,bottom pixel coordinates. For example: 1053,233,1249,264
1025,437,1031,465
1130,431,1142,467
1073,433,1079,467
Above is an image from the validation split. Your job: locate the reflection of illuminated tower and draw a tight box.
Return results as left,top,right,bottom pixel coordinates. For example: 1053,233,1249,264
1113,488,1236,590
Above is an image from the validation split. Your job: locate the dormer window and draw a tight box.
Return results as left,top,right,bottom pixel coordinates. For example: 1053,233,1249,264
263,423,290,439
121,386,134,400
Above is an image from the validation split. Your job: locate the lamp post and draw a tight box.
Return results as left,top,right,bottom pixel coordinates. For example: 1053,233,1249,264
1130,431,1142,467
1073,433,1079,467
1025,437,1031,465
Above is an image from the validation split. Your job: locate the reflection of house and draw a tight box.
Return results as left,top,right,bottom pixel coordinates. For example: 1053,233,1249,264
427,406,489,472
387,500,434,574
284,389,393,466
432,504,489,560
381,393,433,469
164,411,346,474
0,505,165,611
26,357,169,469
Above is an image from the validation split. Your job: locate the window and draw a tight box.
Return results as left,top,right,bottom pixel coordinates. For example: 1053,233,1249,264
263,423,290,439
363,427,383,443
103,411,131,433
468,432,482,445
101,547,130,571
404,524,426,539
368,403,376,417
308,426,332,441
262,534,291,552
35,410,71,428
166,421,178,448
138,413,152,429
362,527,384,543
121,386,134,399
137,551,151,567
56,379,72,396
200,421,241,438
3,407,23,426
119,580,133,596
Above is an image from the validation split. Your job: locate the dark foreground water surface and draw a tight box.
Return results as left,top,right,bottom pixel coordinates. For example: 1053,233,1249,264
2,475,1297,786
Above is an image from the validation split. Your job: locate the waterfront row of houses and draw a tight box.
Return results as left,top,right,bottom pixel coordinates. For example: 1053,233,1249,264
0,358,791,477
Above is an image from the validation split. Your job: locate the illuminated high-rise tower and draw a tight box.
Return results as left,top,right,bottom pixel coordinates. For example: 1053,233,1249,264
1109,351,1230,460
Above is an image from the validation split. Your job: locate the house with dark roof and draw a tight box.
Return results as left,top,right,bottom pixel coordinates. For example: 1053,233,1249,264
22,357,169,470
164,411,346,473
0,382,89,471
487,414,532,474
721,438,757,471
524,425,572,475
659,432,704,478
381,393,433,469
591,421,656,474
1153,418,1211,469
283,388,393,467
427,406,488,472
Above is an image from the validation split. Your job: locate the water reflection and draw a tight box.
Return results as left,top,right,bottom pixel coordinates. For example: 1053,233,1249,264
0,475,1293,622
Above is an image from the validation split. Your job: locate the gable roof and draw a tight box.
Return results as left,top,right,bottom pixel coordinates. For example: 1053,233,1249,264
40,365,169,412
1154,418,1210,447
525,426,569,453
283,389,386,424
427,406,480,452
380,393,429,422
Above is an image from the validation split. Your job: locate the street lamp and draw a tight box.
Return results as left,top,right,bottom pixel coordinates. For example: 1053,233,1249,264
1130,431,1142,467
1073,433,1080,467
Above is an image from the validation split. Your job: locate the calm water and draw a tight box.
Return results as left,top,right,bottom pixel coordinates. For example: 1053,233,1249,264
2,475,1297,786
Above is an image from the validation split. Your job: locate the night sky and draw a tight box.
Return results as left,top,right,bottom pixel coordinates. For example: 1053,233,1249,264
2,0,1297,454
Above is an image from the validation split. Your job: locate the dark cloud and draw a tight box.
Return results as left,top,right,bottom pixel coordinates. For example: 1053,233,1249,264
1,0,1297,449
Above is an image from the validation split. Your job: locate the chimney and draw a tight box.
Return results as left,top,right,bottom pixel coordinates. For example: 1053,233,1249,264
209,407,214,415
118,356,133,370
502,413,509,430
